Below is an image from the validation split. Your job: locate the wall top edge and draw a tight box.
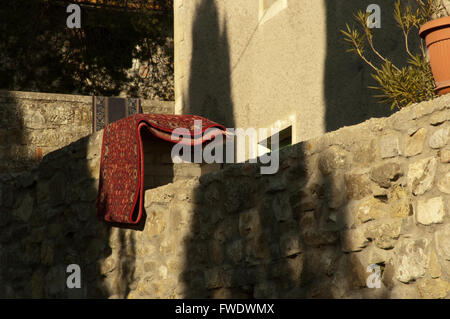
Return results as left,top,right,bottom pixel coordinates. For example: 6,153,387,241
0,90,175,109
0,90,93,103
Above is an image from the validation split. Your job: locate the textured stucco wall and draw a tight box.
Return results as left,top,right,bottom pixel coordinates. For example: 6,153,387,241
0,94,448,298
174,0,418,144
0,90,174,174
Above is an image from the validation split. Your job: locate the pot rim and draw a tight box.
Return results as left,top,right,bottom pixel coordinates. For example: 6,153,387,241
419,16,450,39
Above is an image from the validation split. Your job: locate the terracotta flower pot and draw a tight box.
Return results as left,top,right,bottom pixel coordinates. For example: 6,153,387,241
420,16,450,95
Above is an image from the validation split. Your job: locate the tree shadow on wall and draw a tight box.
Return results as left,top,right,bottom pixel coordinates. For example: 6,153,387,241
182,148,393,298
0,123,139,298
179,0,334,299
184,0,234,128
0,91,27,297
40,132,139,299
0,92,31,174
179,0,396,299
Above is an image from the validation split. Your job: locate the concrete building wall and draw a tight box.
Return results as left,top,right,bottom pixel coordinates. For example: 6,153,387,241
174,0,417,146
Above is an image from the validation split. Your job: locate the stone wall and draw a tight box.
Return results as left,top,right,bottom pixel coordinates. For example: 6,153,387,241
129,95,450,299
0,128,218,298
0,90,174,174
174,0,415,144
121,37,175,101
0,94,449,298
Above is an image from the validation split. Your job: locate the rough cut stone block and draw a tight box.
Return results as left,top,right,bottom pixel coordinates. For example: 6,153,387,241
369,162,403,188
395,238,429,283
238,208,260,238
226,240,243,264
416,197,445,225
12,192,34,222
407,157,437,195
340,228,369,252
390,183,409,200
318,145,347,174
40,241,54,266
429,109,450,125
300,210,339,246
437,172,450,194
417,278,449,299
441,148,450,163
344,173,372,200
405,128,426,157
389,285,421,299
354,197,387,224
435,224,450,261
272,193,292,222
86,131,103,160
45,265,67,297
279,233,303,257
389,198,411,219
324,172,347,209
347,253,368,289
265,173,287,193
364,219,402,249
429,127,449,149
380,134,401,158
205,267,224,289
429,250,442,279
352,139,377,165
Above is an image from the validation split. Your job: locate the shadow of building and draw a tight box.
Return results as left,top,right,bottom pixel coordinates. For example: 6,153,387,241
178,0,400,299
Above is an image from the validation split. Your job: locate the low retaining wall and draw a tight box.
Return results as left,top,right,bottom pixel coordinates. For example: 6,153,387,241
0,94,448,298
135,95,450,298
0,128,218,298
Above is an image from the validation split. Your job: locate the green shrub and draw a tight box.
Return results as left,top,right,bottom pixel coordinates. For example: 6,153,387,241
341,0,449,110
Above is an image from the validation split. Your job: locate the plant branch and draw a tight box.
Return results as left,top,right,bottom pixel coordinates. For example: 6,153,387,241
358,10,402,72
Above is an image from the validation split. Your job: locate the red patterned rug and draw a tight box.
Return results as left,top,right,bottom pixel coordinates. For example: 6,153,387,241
96,114,226,224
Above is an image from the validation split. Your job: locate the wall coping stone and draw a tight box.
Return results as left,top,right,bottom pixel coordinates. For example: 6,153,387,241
0,90,175,111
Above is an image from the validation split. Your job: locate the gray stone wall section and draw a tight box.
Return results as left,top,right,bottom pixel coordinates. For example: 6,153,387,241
0,126,217,298
0,95,448,298
141,99,175,115
137,95,449,298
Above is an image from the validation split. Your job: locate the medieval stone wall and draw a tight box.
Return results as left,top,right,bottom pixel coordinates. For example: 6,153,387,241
0,90,174,174
0,127,219,298
0,94,448,298
131,95,450,299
